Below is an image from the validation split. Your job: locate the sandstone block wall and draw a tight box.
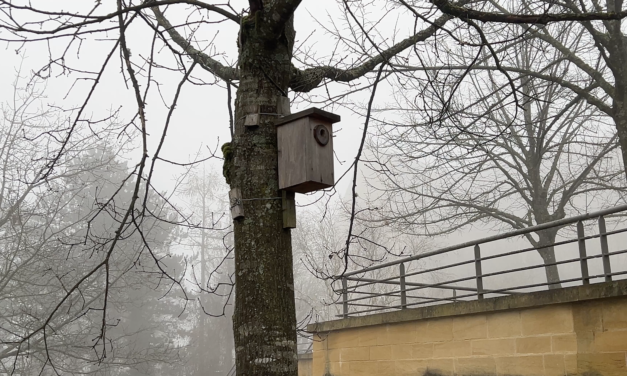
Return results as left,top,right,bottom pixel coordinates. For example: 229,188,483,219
311,292,627,376
299,353,313,376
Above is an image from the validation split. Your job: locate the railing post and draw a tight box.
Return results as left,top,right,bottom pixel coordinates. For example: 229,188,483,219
342,277,348,318
474,244,484,300
577,220,590,285
598,215,612,282
399,263,407,309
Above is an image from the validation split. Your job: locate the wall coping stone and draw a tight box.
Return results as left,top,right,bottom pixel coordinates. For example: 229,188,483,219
307,280,627,333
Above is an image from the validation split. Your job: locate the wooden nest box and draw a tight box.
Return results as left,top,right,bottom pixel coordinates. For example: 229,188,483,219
276,108,340,194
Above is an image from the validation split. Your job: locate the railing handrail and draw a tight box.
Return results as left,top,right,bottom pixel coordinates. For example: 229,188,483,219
344,204,627,277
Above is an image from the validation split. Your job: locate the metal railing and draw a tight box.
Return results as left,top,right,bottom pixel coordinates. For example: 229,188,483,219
337,204,627,318
297,334,313,355
226,364,236,376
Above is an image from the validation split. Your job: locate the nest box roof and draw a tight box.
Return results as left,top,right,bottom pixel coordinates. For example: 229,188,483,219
275,107,341,126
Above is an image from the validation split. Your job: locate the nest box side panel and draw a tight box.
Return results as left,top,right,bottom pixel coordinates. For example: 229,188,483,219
277,117,308,190
305,119,334,189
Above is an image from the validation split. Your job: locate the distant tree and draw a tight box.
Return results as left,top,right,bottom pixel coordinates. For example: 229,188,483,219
293,197,432,323
366,40,625,288
0,73,185,375
426,0,627,178
110,252,189,376
178,165,234,376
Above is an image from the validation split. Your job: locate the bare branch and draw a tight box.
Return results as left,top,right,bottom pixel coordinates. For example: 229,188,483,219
150,5,240,81
0,0,239,36
431,0,627,24
289,13,453,92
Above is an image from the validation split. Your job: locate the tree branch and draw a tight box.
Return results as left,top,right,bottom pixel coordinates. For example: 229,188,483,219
0,0,240,35
289,13,453,92
150,6,239,82
533,28,615,98
392,63,612,115
266,0,301,36
431,0,627,24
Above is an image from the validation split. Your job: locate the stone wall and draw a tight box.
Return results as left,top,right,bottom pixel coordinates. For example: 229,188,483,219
309,281,627,376
299,353,313,376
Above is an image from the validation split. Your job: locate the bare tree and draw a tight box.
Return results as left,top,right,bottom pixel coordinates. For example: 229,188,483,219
366,39,625,288
0,1,625,375
0,73,187,375
393,0,627,178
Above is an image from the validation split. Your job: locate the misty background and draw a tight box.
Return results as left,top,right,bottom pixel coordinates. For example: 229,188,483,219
1,0,626,375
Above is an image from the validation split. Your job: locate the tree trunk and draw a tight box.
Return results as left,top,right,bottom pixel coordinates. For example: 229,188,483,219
536,229,561,290
230,14,298,376
606,2,627,178
616,112,627,177
613,74,627,178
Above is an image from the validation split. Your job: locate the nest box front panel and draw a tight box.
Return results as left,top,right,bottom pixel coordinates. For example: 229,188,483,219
277,108,339,194
303,118,334,191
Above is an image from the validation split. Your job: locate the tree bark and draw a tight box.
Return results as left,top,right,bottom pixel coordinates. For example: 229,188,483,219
230,13,298,376
616,104,627,177
613,68,627,178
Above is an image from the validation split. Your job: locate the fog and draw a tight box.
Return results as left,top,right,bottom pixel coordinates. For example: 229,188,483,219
1,0,626,375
